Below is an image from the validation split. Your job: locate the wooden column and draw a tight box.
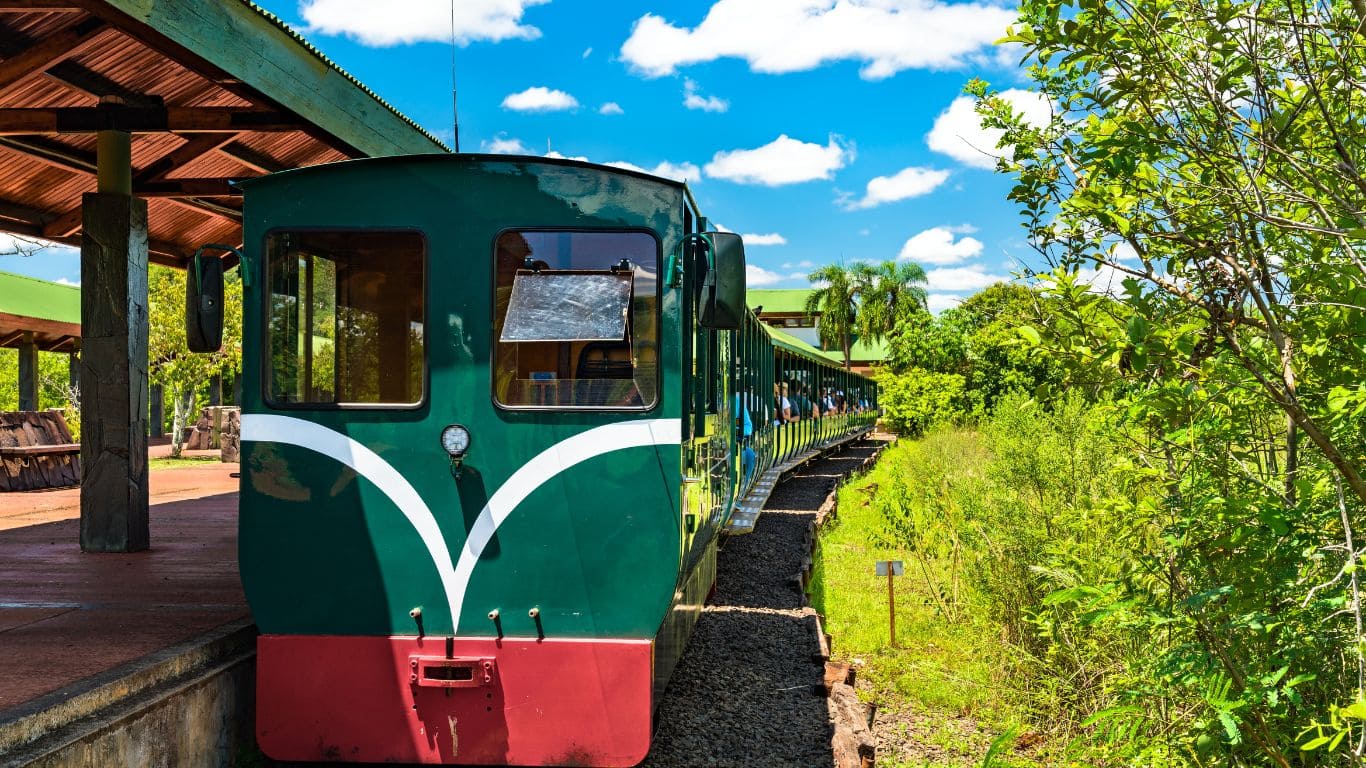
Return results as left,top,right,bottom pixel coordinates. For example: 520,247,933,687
79,182,150,552
207,374,221,406
17,332,37,411
149,383,164,438
68,340,80,395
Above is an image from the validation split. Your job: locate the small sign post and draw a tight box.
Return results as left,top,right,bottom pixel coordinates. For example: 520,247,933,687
875,560,904,647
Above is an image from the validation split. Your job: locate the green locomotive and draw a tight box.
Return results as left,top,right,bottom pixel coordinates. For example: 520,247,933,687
184,155,876,766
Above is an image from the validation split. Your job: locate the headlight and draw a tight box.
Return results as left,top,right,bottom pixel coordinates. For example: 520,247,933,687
440,424,471,458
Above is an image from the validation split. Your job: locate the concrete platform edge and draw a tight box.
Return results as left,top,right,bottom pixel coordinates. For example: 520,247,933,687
0,619,257,764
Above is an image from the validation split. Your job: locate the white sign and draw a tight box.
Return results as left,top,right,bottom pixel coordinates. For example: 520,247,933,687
875,560,904,577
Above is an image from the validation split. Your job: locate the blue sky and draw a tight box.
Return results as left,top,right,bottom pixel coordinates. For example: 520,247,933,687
0,0,1049,312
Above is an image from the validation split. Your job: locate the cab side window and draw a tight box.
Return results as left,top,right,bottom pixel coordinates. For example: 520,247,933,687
492,230,659,410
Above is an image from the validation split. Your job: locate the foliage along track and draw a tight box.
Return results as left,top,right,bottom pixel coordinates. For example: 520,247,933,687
641,437,887,768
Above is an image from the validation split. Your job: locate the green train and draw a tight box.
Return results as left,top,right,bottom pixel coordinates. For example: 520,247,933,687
184,155,877,766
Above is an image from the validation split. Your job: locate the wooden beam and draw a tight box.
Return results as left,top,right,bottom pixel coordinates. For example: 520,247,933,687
134,178,239,197
0,135,95,173
41,205,82,238
133,134,234,183
45,334,76,352
0,197,53,227
0,106,305,135
0,21,158,107
0,18,109,93
219,140,286,174
161,196,241,222
0,1,86,9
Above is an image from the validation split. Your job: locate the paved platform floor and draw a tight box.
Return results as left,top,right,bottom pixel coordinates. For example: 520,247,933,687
0,486,246,713
0,463,237,531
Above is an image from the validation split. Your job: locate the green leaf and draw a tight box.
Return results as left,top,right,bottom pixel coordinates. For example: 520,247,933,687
1301,735,1332,751
1017,325,1041,345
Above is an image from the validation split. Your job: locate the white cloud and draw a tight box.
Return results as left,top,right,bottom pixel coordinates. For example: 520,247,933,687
621,0,1015,79
926,293,963,313
743,233,787,246
502,86,579,112
747,264,807,286
1074,263,1128,296
898,226,984,265
683,79,729,112
842,166,949,209
926,265,1008,292
927,88,1052,169
298,0,548,46
55,277,80,287
781,260,816,269
482,134,530,154
747,264,785,286
599,102,624,115
604,159,703,184
545,150,590,162
705,135,852,186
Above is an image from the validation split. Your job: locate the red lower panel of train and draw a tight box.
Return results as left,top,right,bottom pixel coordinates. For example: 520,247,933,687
256,634,654,766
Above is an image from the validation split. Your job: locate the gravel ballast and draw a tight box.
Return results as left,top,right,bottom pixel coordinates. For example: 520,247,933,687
641,440,882,768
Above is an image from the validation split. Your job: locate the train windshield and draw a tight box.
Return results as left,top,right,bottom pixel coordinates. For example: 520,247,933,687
493,230,659,410
264,230,425,407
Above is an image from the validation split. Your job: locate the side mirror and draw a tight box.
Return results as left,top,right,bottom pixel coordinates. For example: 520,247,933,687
698,232,746,330
185,251,225,353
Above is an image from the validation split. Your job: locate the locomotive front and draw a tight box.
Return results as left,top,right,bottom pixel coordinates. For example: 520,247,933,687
225,156,700,766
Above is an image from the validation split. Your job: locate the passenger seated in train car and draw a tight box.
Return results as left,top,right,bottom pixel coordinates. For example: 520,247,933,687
492,230,659,410
733,390,755,482
821,388,838,416
780,383,798,424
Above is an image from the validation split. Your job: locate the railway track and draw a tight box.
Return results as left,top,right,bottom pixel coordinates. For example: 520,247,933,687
642,438,886,768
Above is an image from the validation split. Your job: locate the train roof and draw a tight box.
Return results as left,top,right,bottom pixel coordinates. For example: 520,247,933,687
762,322,844,367
234,153,692,192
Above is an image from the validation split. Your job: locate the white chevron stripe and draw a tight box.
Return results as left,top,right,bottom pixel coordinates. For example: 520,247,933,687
242,414,682,632
241,414,463,622
450,418,681,631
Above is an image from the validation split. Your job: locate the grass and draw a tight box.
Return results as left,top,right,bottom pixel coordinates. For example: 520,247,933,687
147,455,223,471
809,433,1069,768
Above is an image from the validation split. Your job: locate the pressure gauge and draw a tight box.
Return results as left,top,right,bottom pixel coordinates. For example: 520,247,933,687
440,424,471,458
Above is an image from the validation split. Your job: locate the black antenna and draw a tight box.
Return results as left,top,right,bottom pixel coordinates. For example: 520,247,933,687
449,0,460,152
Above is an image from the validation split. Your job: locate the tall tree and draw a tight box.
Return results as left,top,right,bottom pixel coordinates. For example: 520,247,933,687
147,264,242,456
805,263,860,370
992,0,1366,760
853,260,928,345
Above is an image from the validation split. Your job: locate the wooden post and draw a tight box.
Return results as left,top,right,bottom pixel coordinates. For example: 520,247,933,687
79,185,150,553
207,373,221,406
17,331,37,411
68,339,80,395
149,383,164,438
887,569,896,648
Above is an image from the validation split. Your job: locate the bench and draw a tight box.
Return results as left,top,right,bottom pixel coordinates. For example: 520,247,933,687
0,410,80,491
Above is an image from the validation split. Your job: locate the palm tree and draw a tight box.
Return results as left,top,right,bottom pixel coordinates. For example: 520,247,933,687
853,260,928,345
805,263,860,370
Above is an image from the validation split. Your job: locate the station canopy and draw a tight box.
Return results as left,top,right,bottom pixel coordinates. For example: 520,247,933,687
0,0,449,267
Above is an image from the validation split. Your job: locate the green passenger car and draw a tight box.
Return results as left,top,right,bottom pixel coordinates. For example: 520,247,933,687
195,154,875,766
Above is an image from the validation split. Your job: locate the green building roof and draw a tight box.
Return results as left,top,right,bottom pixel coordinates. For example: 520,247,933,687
747,289,815,315
0,271,80,326
763,322,842,364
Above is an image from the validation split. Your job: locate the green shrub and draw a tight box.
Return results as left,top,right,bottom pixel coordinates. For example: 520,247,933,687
877,367,970,436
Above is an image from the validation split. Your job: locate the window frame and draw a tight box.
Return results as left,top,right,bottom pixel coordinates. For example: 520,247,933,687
259,226,431,412
489,226,663,414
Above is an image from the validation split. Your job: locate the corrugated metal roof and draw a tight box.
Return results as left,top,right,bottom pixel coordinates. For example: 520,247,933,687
748,288,815,315
0,0,449,268
0,271,80,325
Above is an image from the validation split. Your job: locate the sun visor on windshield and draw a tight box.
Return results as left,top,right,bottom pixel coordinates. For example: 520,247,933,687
499,270,633,342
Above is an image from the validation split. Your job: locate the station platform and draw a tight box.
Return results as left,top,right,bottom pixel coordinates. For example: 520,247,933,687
0,466,250,765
